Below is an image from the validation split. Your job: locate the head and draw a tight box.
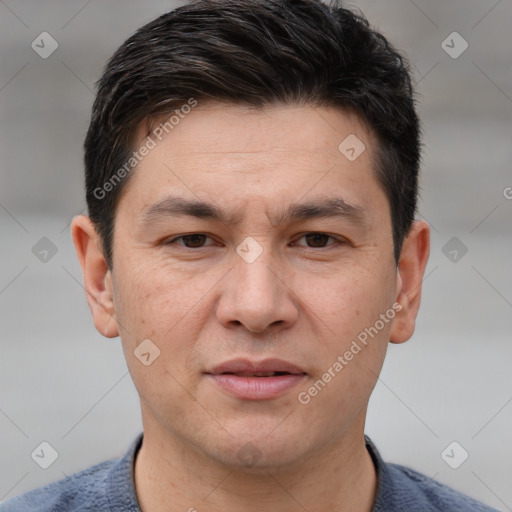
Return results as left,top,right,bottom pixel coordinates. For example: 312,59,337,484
73,0,429,471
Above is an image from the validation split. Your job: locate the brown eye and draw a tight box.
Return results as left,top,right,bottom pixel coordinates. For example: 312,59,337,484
303,233,332,247
293,233,341,248
181,234,208,247
166,234,214,248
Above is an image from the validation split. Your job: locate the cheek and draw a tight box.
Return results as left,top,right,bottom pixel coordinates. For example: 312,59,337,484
113,262,204,416
113,256,197,330
299,263,394,396
301,317,389,426
112,255,218,379
304,263,395,338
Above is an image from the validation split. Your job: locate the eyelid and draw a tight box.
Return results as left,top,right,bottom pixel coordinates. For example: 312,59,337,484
164,233,219,247
291,232,346,248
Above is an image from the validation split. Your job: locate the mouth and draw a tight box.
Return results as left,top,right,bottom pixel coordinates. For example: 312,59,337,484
220,371,297,377
204,359,307,400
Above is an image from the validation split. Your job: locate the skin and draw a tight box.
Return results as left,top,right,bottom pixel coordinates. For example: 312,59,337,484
72,103,430,512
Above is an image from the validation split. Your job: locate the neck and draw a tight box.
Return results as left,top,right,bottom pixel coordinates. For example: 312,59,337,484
134,416,377,512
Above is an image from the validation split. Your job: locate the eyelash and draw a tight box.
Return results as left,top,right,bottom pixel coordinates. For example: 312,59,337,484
164,233,344,249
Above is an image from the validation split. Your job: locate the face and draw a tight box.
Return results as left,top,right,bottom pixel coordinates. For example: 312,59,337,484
75,103,423,470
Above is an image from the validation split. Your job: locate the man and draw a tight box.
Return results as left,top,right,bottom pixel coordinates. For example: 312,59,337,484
1,0,498,511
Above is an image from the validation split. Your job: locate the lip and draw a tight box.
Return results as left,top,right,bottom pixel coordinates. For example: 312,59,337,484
208,358,306,376
205,358,307,400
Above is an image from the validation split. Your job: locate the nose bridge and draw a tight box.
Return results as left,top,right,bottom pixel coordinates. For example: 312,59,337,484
236,244,276,292
234,239,280,308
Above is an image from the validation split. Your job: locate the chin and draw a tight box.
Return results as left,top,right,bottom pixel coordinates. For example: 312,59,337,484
199,424,314,472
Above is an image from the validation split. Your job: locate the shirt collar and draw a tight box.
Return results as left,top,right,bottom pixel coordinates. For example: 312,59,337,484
109,433,390,511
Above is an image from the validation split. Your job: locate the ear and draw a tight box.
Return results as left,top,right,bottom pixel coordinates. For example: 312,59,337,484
71,215,119,338
389,220,430,344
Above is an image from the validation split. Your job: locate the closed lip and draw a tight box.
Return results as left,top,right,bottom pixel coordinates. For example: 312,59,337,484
205,358,307,376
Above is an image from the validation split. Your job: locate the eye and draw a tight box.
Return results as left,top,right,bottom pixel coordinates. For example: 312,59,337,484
165,234,216,248
293,232,342,248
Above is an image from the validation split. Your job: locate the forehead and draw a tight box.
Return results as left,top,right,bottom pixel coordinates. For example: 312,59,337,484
120,102,385,223
138,102,374,159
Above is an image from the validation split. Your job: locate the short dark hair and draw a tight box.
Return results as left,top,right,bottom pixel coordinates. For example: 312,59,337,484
84,0,421,268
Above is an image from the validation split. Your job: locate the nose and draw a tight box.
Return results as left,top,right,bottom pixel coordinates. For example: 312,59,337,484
215,243,299,334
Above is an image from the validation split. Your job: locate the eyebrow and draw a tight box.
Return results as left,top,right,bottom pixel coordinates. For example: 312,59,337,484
140,195,368,228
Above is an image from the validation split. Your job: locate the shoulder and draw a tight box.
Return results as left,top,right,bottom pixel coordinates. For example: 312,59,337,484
379,462,499,512
365,436,498,512
0,458,115,512
0,434,143,512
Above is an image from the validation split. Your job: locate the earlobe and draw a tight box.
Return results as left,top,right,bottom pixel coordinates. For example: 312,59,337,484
71,215,119,339
389,220,430,344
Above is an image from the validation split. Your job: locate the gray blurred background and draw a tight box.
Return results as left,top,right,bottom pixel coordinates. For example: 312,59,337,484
1,0,511,509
